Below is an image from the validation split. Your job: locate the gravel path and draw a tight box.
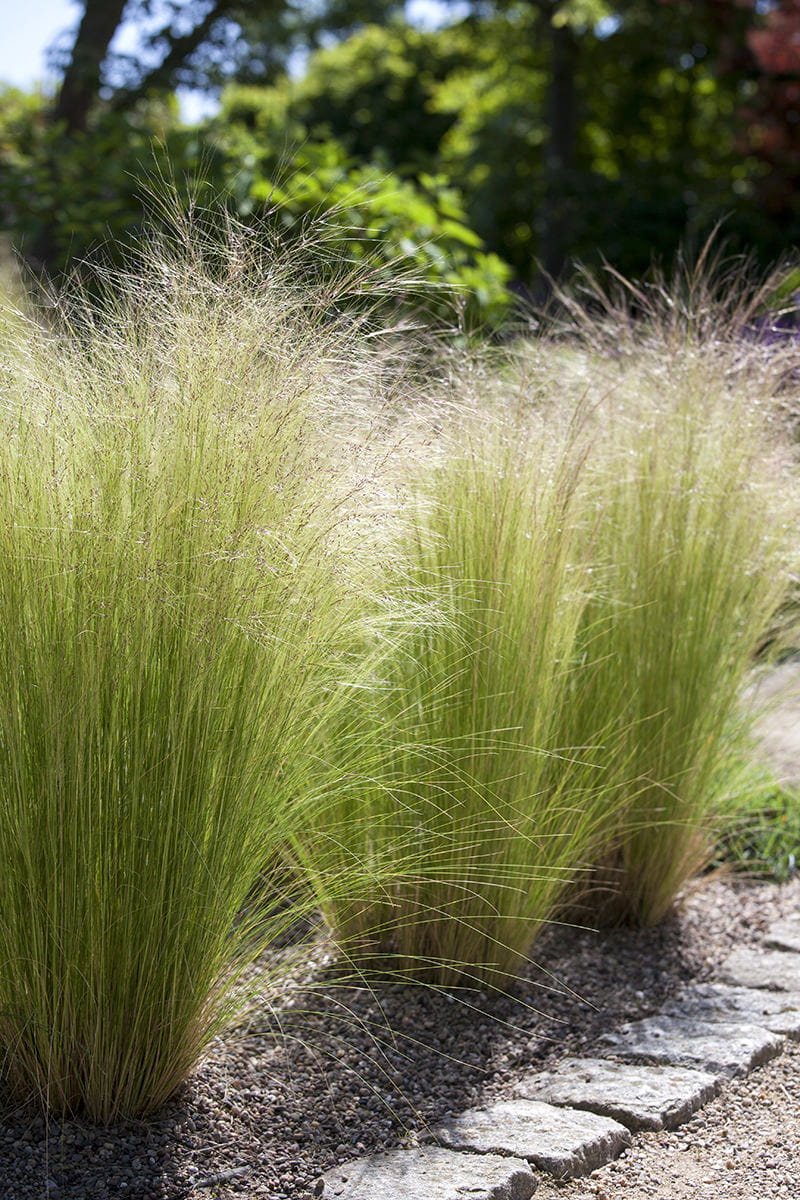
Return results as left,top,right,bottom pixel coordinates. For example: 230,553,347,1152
1,875,797,1200
547,1038,800,1199
1,666,798,1200
544,665,800,1200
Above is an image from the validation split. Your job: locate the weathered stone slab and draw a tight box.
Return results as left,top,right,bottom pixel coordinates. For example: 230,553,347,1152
764,917,800,954
320,1147,537,1200
661,982,800,1039
511,1057,720,1132
599,1015,783,1077
718,946,800,992
427,1099,631,1179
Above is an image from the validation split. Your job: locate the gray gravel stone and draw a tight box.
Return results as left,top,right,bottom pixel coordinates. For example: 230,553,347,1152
1,876,797,1200
319,1146,537,1200
660,982,800,1039
764,917,800,954
511,1057,720,1131
599,1015,784,1077
718,946,800,991
427,1099,631,1179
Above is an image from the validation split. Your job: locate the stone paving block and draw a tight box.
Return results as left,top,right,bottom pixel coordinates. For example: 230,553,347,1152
320,1146,537,1200
718,946,800,991
661,982,800,1039
427,1099,631,1179
599,1015,783,1077
511,1056,720,1132
764,917,800,954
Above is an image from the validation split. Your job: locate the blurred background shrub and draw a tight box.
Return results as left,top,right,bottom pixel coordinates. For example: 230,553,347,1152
3,1,800,319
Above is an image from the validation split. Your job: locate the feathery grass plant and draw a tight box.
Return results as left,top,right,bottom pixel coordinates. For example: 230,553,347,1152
321,412,629,988
577,448,788,921
545,304,799,925
0,223,412,1120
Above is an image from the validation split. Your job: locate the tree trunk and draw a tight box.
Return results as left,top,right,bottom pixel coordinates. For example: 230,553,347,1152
114,2,253,113
53,0,128,133
538,14,578,288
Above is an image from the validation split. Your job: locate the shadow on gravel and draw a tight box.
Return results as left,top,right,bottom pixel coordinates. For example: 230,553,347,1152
0,896,740,1200
274,909,707,1130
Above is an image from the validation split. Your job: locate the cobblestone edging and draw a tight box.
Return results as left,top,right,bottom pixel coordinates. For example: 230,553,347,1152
318,916,800,1200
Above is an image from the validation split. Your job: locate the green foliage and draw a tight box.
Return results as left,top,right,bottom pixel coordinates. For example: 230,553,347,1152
718,784,800,882
0,87,218,277
429,6,767,278
229,7,795,283
432,16,549,277
760,265,800,310
234,22,468,173
214,99,512,327
0,220,423,1120
552,0,614,29
0,81,511,328
5,0,800,295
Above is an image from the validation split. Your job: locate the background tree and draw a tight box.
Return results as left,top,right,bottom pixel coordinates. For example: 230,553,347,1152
52,0,128,132
222,2,772,281
2,0,800,305
48,0,404,132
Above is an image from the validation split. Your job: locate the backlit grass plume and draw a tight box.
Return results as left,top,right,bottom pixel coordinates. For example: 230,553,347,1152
321,411,625,988
0,221,402,1120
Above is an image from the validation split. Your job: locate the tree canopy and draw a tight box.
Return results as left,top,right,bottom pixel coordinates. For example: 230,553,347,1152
1,0,799,312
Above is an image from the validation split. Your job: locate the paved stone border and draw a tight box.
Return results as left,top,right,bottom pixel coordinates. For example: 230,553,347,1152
427,1099,632,1178
318,1146,538,1200
659,980,800,1038
598,1014,784,1076
511,1058,721,1132
718,943,800,991
318,916,800,1198
764,916,800,954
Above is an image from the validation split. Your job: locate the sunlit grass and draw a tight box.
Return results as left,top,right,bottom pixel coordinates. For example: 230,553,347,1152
0,229,798,1121
0,222,410,1120
319,410,629,987
513,255,800,925
315,246,800,966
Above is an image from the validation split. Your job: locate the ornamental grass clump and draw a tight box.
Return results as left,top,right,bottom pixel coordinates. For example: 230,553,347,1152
527,261,800,927
569,387,793,924
321,409,630,989
0,225,409,1121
